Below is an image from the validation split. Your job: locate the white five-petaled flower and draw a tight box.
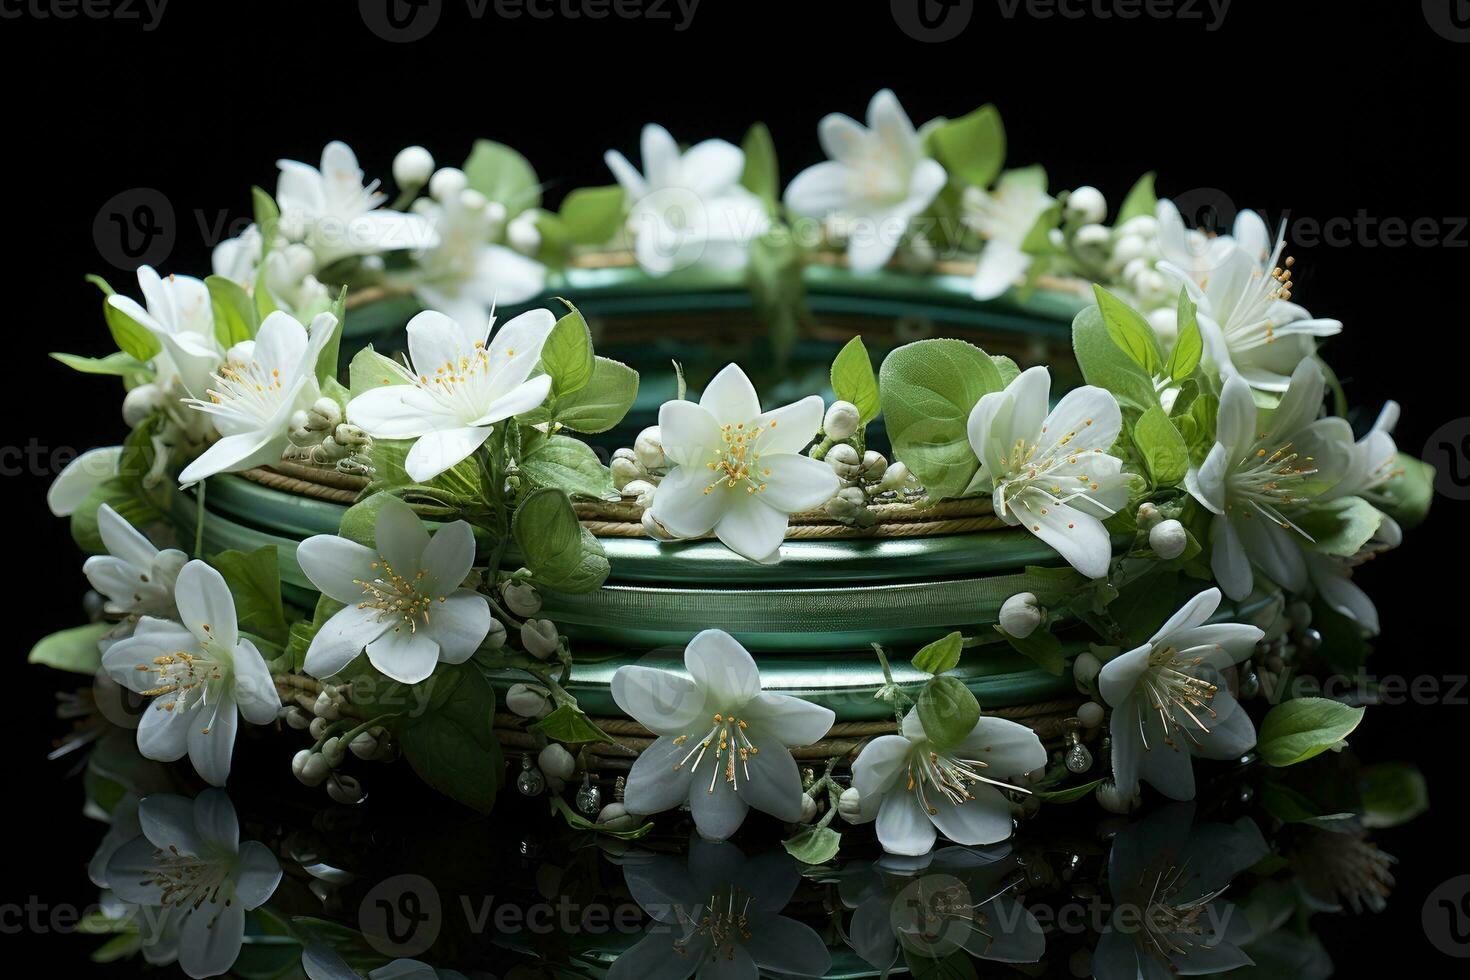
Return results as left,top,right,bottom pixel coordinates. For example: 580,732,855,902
84,503,186,622
605,123,770,277
275,140,439,268
1185,359,1353,600
346,308,555,483
848,707,1046,857
648,363,839,563
784,89,947,272
177,309,338,485
296,495,490,685
1099,587,1263,801
410,178,547,333
108,265,223,401
611,629,835,841
102,561,281,786
967,168,1056,300
966,366,1127,579
1159,206,1342,392
105,791,282,980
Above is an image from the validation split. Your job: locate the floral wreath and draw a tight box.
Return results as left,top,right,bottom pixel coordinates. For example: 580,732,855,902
36,87,1432,978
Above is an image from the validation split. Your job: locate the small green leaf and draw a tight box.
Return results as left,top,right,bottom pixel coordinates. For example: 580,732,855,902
541,302,596,398
1295,497,1384,558
1358,763,1429,829
999,628,1066,676
531,704,614,745
1116,171,1157,223
463,139,541,217
50,351,146,377
740,122,779,212
1165,287,1203,382
518,435,613,499
1375,452,1434,530
102,296,161,363
782,825,841,865
1257,698,1366,767
1134,405,1190,488
1071,305,1160,413
830,335,881,423
1093,285,1163,375
348,345,411,394
206,275,257,348
211,546,289,645
523,356,639,434
917,676,980,750
557,185,625,245
990,354,1021,386
911,631,963,675
29,622,111,674
512,488,610,594
1034,778,1103,803
930,104,1005,187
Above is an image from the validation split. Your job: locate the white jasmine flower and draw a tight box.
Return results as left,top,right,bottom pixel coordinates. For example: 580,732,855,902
411,184,547,332
1159,207,1341,391
1154,198,1238,285
1098,588,1262,801
347,308,554,483
1185,359,1354,599
275,141,439,268
1093,804,1265,980
296,496,490,685
212,224,263,291
966,366,1127,579
848,706,1045,856
84,503,186,621
177,310,338,485
606,123,769,277
108,265,223,400
102,561,281,785
648,363,839,563
784,89,946,272
610,629,835,840
105,791,282,979
48,445,123,516
967,168,1055,299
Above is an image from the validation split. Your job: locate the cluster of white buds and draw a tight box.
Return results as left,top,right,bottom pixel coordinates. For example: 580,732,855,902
286,680,394,804
284,397,374,475
612,426,670,498
821,439,890,527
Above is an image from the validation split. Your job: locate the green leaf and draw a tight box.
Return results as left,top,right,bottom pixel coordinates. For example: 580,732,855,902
1165,287,1203,382
830,335,881,423
541,302,596,398
1134,405,1190,488
917,676,980,750
101,295,161,363
206,275,257,348
286,595,344,672
314,286,348,386
518,434,613,499
29,622,111,674
398,661,503,814
338,491,400,549
1034,778,1103,803
879,339,1003,499
523,356,639,434
463,139,541,217
1359,763,1429,829
549,795,653,839
911,631,963,675
1116,171,1157,223
531,704,614,745
1296,497,1383,558
1071,305,1160,413
740,122,779,211
557,185,625,245
348,345,411,394
1257,698,1366,767
50,351,147,377
1093,285,1163,375
1375,452,1434,530
782,825,841,865
991,354,1020,386
211,546,289,645
930,104,1005,187
512,488,610,594
999,628,1066,676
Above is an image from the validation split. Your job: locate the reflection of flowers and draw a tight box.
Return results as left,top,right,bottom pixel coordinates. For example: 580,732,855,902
303,943,471,980
104,790,282,979
1093,803,1266,979
610,836,832,980
840,846,1044,971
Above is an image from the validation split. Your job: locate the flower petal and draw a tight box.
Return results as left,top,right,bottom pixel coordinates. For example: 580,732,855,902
47,445,122,516
648,463,727,538
688,766,749,841
96,503,157,567
1013,500,1113,580
658,399,722,469
751,395,825,456
699,363,761,423
1210,515,1254,601
1038,385,1121,458
611,665,707,736
233,840,283,910
178,431,280,485
742,693,834,746
176,560,239,650
191,789,240,855
851,734,914,800
374,496,430,571
486,308,557,391
231,638,281,725
926,784,1015,847
304,604,389,679
420,520,476,594
684,629,761,706
365,628,441,685
876,789,937,857
404,425,493,483
713,493,788,563
1098,644,1152,708
736,737,804,823
425,590,490,664
178,895,245,979
755,453,840,515
1152,588,1223,643
188,692,238,787
954,716,1047,777
623,736,697,816
295,534,379,604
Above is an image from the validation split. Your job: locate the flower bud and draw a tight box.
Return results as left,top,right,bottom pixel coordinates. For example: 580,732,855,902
538,743,575,781
350,730,380,759
1149,519,1188,560
313,691,340,721
879,461,916,493
1072,651,1101,688
837,787,865,823
1135,501,1160,529
1072,223,1111,254
1112,233,1147,266
823,400,860,440
506,682,553,719
502,580,542,617
597,802,641,832
459,188,489,213
309,716,329,740
824,486,867,522
429,167,468,202
322,736,346,767
642,509,678,541
623,479,657,508
799,794,819,823
611,449,644,490
122,383,165,427
999,592,1043,639
1066,185,1107,224
393,146,435,188
508,211,541,255
333,423,370,447
484,617,507,651
1077,701,1105,729
285,706,312,730
327,773,365,805
634,426,666,472
293,749,329,787
521,618,560,660
1118,214,1158,239
1095,779,1141,815
859,450,887,483
308,397,342,430
825,443,862,481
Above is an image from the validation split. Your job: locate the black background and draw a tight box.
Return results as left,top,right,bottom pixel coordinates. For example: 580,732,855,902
3,0,1468,973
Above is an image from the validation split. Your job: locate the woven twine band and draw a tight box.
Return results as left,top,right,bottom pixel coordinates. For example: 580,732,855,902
239,464,1007,539
494,700,1090,773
